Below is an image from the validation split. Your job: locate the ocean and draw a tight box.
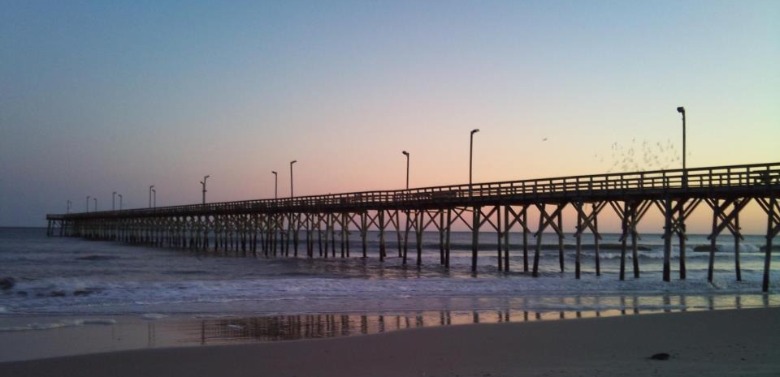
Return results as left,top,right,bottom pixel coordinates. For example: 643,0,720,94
2,227,778,318
1,226,779,360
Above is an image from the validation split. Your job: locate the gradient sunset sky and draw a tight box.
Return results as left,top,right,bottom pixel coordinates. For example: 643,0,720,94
1,1,778,231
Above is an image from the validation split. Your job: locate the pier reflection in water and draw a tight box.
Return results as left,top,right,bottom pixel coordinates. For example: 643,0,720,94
153,293,776,346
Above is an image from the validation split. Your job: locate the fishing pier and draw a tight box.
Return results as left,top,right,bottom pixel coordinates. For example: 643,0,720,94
47,162,780,291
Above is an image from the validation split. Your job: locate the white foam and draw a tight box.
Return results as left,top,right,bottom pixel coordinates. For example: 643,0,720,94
192,314,239,319
0,321,77,332
140,313,168,320
78,319,117,325
0,318,118,332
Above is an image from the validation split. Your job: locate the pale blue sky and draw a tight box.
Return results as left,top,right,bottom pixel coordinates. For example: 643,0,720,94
1,0,778,230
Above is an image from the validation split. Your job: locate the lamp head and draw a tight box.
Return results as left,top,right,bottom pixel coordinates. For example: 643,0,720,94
272,171,277,175
471,128,480,135
291,160,297,165
677,106,685,114
402,151,409,156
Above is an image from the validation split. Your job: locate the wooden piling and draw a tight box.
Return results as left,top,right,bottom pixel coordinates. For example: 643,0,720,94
502,206,510,272
471,206,481,273
662,199,672,282
757,196,778,292
402,210,410,265
557,209,564,272
439,211,446,265
415,210,423,266
361,211,368,258
378,210,386,262
575,204,582,279
708,198,720,283
445,208,452,268
532,204,545,278
734,212,741,281
497,206,503,271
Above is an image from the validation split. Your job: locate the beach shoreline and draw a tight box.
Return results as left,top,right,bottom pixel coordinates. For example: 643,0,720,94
0,306,687,362
2,307,779,377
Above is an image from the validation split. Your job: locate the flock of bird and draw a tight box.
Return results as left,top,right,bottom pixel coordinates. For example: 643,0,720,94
595,138,684,173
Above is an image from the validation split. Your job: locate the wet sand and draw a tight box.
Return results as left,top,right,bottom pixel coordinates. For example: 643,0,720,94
2,307,779,377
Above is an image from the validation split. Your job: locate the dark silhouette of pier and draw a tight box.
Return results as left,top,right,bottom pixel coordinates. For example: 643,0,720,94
47,162,780,291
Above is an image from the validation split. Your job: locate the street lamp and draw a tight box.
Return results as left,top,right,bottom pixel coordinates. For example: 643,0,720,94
201,175,210,205
67,200,72,214
290,160,297,198
112,191,117,211
677,106,686,185
149,185,154,208
402,151,410,190
93,197,97,212
118,194,123,210
86,196,90,213
272,171,278,199
152,188,156,208
469,128,480,195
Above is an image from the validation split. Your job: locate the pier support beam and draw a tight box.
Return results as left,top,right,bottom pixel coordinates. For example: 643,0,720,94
471,206,481,273
532,203,566,277
505,205,531,272
572,201,605,279
657,198,700,281
705,198,750,282
757,196,779,292
610,200,651,280
378,210,386,261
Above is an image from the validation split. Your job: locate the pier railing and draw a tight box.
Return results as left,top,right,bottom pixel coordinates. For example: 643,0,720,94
49,162,779,220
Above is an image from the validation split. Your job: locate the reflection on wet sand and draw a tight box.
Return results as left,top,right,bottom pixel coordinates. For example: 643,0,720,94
156,292,774,346
1,293,775,363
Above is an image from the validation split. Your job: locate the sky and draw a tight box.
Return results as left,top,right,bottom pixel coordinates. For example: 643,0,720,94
1,0,778,232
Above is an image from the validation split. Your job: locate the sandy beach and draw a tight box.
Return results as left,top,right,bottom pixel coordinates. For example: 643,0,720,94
2,307,778,377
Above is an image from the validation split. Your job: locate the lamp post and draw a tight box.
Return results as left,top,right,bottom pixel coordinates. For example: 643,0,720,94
402,151,410,190
677,106,686,187
86,196,90,213
118,194,123,210
67,200,72,214
152,188,156,208
201,175,210,205
149,185,154,208
272,171,278,199
469,129,480,195
290,160,297,198
93,197,97,212
112,191,117,211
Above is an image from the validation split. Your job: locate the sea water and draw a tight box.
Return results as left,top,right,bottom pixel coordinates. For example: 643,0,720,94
1,227,778,319
1,227,779,360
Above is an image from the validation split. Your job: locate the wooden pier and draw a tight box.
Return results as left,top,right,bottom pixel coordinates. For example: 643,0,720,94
47,162,780,291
